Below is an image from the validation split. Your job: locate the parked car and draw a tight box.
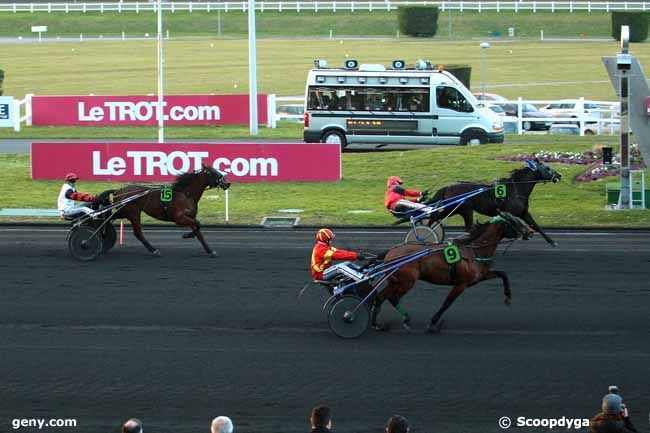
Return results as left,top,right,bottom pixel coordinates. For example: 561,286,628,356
473,92,508,102
540,100,602,122
487,104,517,134
276,104,304,122
499,102,554,131
548,123,598,135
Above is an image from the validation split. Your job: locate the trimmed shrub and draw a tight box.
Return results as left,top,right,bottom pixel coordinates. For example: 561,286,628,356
611,12,650,42
438,64,472,89
398,6,439,37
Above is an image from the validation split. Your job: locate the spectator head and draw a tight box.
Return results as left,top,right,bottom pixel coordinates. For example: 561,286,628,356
601,393,623,416
310,405,332,430
386,415,409,433
211,416,234,433
121,418,143,433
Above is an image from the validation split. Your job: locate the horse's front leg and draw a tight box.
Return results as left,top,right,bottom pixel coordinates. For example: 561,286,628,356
175,214,217,257
129,212,160,256
523,211,557,247
483,269,511,306
387,296,412,332
428,284,468,333
370,297,390,332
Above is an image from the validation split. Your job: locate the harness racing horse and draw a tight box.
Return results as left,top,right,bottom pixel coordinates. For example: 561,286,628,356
107,165,230,257
427,159,561,246
370,212,534,334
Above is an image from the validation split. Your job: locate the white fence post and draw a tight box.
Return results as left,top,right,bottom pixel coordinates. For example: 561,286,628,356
268,94,277,128
13,99,21,132
225,189,230,223
578,96,585,136
26,93,33,126
517,97,523,135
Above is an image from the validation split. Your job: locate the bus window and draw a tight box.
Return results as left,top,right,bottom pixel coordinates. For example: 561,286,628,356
436,86,473,113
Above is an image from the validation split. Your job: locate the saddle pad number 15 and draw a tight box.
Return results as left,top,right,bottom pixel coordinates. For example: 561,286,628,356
443,243,461,265
161,186,173,202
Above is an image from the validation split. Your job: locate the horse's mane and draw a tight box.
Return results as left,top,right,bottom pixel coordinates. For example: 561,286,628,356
173,170,200,191
498,166,533,184
454,221,490,245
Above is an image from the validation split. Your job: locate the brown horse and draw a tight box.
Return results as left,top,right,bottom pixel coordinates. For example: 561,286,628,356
370,212,534,333
106,165,230,257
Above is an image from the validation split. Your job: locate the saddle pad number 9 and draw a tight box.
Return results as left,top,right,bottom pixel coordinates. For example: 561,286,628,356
495,184,507,199
443,243,461,265
161,186,173,202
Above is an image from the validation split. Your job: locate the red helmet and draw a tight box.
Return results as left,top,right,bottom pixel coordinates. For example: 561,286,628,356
65,172,79,182
316,228,335,243
386,176,403,188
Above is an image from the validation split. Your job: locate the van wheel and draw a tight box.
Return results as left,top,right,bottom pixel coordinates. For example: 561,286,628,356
460,129,487,146
321,130,347,148
523,121,533,131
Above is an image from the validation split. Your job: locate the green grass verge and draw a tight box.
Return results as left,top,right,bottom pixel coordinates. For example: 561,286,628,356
1,39,644,104
1,139,648,227
0,10,615,39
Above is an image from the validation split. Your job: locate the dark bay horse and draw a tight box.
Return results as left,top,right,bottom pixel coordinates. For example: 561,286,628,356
427,159,561,246
106,165,230,257
370,212,534,333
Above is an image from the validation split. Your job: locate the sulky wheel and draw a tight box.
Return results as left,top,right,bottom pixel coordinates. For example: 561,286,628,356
101,223,117,253
405,225,442,245
327,295,370,339
68,226,103,261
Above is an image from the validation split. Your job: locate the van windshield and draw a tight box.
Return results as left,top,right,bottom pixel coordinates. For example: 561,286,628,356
307,86,430,112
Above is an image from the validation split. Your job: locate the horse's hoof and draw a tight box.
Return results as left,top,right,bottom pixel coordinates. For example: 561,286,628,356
427,321,445,334
371,323,390,332
550,241,558,248
152,249,161,257
504,297,512,306
209,251,219,258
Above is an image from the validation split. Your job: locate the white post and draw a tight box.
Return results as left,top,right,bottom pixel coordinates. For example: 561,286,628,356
13,99,21,132
267,94,276,128
157,0,165,143
480,42,490,97
26,93,33,126
540,29,544,41
517,97,523,134
80,33,83,42
122,31,126,40
248,0,259,135
578,96,585,136
218,8,222,36
329,29,333,39
225,189,230,223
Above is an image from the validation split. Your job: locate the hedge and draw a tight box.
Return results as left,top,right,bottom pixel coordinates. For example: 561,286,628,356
398,6,439,37
611,12,650,42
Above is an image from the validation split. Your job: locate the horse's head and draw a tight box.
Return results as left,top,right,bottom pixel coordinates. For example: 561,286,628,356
202,164,231,190
493,211,535,240
527,158,562,183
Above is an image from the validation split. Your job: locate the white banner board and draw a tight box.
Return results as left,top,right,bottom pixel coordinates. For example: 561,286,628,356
0,96,15,128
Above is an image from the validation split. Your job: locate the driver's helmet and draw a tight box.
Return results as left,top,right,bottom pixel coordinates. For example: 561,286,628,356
601,394,623,415
386,176,403,188
316,228,335,243
65,172,79,182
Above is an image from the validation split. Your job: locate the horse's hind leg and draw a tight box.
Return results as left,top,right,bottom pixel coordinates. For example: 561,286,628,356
523,211,557,247
370,297,389,332
428,284,468,333
129,212,160,256
387,296,412,332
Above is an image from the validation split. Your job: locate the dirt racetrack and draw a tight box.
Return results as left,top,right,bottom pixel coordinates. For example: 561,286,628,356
1,226,649,433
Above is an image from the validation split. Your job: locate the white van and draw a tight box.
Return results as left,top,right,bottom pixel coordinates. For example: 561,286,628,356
303,59,504,147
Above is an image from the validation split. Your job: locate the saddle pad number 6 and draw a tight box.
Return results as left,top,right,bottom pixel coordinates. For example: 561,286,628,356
443,243,461,265
495,184,507,199
161,186,173,202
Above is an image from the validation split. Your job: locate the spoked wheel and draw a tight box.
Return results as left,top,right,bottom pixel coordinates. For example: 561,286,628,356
68,226,103,261
101,223,117,253
327,295,371,339
405,224,443,245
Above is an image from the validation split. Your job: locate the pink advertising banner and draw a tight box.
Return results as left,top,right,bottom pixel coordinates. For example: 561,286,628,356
31,142,340,183
31,95,268,126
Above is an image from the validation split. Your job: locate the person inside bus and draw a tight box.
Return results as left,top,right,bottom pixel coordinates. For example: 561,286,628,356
385,176,429,214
